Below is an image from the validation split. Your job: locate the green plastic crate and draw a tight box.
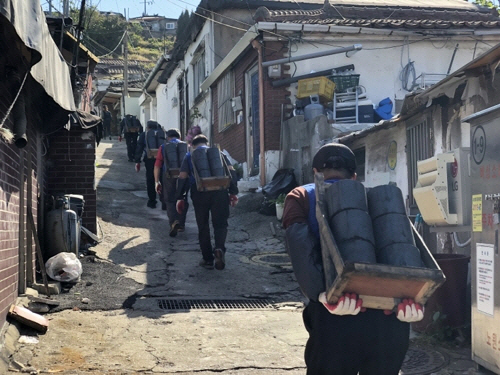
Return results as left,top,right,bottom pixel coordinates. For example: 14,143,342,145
328,74,360,93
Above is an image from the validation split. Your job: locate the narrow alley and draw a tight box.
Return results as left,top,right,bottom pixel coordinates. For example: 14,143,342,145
8,139,307,374
7,140,486,374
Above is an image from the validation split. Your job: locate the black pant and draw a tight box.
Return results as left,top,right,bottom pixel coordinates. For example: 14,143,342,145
103,121,111,138
303,302,409,375
191,189,229,261
162,177,188,227
144,158,157,203
125,132,138,161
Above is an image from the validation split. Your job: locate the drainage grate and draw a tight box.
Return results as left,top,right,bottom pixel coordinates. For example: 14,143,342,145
401,346,449,375
157,299,276,311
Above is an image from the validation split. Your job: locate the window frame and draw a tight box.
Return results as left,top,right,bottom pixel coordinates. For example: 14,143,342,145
217,71,235,132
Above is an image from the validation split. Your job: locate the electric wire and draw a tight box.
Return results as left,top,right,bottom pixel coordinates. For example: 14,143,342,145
399,37,418,92
88,30,127,58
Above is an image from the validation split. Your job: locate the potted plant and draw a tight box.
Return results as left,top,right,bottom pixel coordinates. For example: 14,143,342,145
271,194,286,221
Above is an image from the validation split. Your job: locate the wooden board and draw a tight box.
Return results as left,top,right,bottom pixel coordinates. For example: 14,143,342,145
314,174,446,311
166,168,180,178
192,153,231,192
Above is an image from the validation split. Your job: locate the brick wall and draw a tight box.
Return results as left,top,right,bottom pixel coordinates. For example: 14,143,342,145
0,104,39,328
211,40,291,162
46,126,97,234
0,21,42,328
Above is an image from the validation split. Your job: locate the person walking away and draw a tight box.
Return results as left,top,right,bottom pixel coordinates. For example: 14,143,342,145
175,134,239,270
102,105,112,140
134,120,165,208
282,142,424,375
154,128,188,236
120,114,142,162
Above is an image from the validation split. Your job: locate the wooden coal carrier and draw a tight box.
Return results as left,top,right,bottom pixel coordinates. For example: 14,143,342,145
315,173,446,310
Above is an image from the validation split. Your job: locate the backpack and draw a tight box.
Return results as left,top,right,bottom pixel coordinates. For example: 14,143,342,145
145,128,165,158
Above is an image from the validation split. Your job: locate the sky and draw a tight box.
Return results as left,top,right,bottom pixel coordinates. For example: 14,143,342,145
43,0,197,20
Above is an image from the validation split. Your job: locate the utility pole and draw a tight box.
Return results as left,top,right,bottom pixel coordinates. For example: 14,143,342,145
123,19,128,116
141,0,153,16
71,0,86,89
63,0,70,17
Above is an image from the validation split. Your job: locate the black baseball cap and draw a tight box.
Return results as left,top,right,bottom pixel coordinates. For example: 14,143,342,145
312,143,356,173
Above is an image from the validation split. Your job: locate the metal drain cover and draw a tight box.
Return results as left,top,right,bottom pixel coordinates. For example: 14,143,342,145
157,299,276,311
401,346,449,375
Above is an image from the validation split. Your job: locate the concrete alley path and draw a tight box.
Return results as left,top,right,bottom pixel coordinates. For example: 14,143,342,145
7,140,487,375
9,139,308,374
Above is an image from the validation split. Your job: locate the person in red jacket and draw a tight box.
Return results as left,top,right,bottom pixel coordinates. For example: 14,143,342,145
154,128,188,237
282,142,423,375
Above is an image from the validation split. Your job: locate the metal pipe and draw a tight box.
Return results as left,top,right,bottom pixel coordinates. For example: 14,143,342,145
271,64,354,87
447,43,459,75
13,92,27,148
262,44,362,67
252,40,266,187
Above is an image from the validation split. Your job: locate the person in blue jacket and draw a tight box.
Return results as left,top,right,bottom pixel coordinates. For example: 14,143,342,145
282,143,424,375
175,134,239,270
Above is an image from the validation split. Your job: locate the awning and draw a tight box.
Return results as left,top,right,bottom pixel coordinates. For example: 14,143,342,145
0,0,76,112
70,110,103,145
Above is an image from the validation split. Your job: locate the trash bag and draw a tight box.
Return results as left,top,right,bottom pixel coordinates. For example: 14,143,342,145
374,97,393,121
45,252,82,282
259,198,277,216
262,169,298,200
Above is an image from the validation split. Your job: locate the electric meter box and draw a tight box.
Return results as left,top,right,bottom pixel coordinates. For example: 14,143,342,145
413,147,471,226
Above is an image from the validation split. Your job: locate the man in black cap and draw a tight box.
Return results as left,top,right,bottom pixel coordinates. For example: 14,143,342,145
282,142,423,375
120,114,142,162
175,134,239,270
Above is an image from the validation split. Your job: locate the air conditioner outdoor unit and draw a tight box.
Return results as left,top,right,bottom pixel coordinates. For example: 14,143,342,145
413,148,470,226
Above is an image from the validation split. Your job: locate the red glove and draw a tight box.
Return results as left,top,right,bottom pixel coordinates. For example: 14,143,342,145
394,298,424,322
229,194,238,207
135,163,140,172
176,200,185,214
319,292,364,315
155,181,162,194
118,135,122,142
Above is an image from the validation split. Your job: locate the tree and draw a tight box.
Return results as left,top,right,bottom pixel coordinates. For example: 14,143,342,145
473,0,500,10
68,4,174,70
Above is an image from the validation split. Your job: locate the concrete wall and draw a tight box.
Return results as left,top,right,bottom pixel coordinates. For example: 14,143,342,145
282,34,498,113
348,124,408,190
282,115,338,185
161,66,183,135
212,9,252,67
122,94,141,120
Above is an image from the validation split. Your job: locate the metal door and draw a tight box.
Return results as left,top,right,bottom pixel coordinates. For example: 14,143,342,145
465,104,500,374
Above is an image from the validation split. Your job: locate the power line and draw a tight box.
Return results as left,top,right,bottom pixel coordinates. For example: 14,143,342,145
85,30,127,58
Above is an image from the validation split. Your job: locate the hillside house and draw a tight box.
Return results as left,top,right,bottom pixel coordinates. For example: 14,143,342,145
156,0,325,146
201,0,500,186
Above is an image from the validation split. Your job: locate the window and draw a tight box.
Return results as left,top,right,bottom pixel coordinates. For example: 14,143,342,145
166,23,175,29
192,52,206,99
217,71,235,131
406,115,434,208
